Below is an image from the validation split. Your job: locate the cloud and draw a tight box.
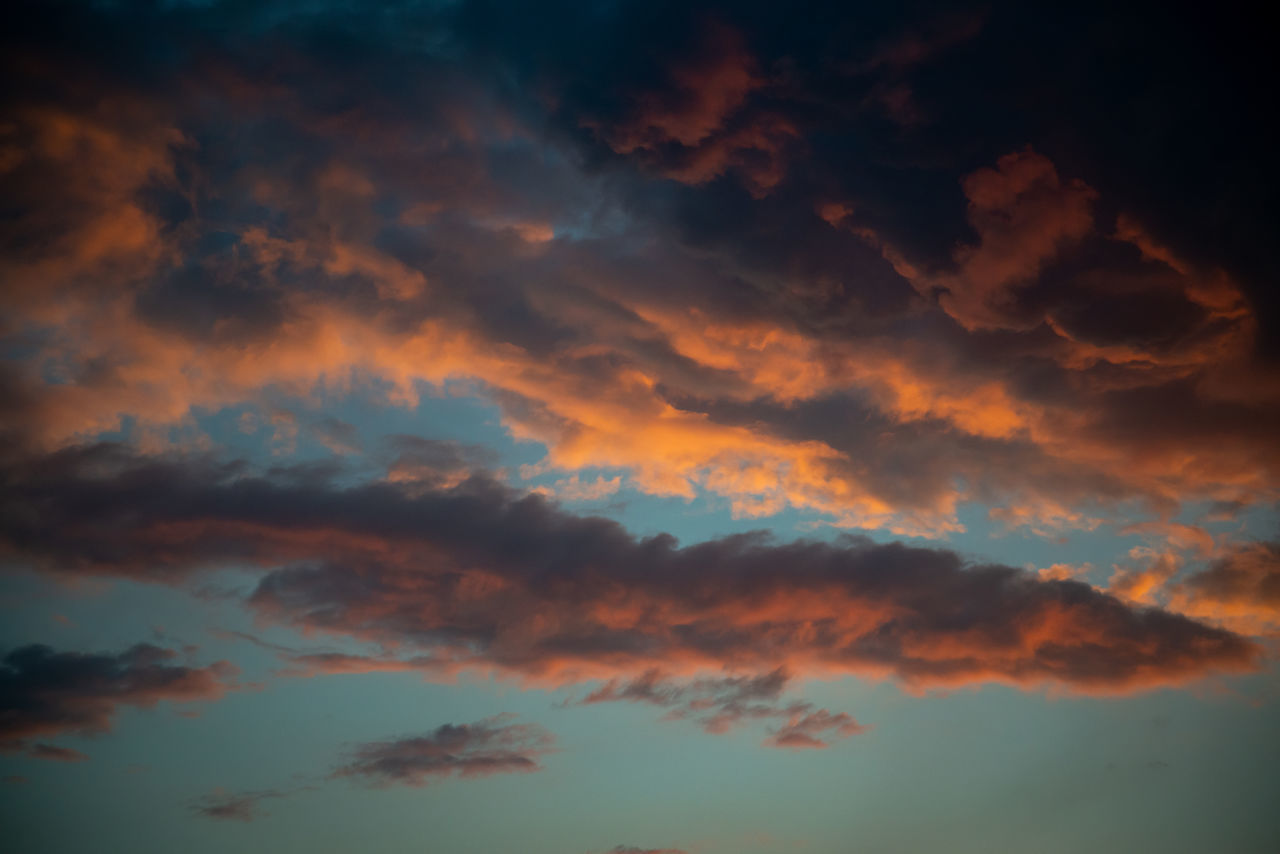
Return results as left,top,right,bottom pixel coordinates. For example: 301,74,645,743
578,667,865,748
1108,548,1182,606
534,474,623,503
0,642,236,751
331,716,554,788
0,0,1276,731
192,789,288,822
1169,541,1280,636
0,0,1274,556
1,40,1275,542
0,444,1259,695
767,708,868,750
27,742,89,762
605,20,761,152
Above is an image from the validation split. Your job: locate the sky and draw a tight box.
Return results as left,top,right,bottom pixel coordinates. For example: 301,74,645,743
1,1,1278,852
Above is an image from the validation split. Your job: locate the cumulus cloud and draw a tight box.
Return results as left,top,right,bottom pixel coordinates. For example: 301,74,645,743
0,642,236,751
331,716,554,788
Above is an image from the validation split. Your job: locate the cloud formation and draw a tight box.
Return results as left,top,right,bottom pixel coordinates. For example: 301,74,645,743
332,716,554,788
578,668,865,748
0,642,236,752
28,742,89,762
1170,541,1280,636
0,443,1259,696
192,789,288,822
0,1,1275,546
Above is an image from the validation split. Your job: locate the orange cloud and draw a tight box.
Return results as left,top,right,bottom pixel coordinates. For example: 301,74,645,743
936,149,1097,330
606,22,761,152
1168,541,1280,636
1,86,1276,546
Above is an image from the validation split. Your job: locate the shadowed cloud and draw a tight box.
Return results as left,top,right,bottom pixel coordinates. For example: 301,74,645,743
0,1,1275,545
0,443,1260,696
331,716,554,788
0,641,236,751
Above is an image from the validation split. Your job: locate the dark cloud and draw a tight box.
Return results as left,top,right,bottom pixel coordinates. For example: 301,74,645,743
0,443,1260,694
331,716,553,788
0,1,1274,538
0,641,236,750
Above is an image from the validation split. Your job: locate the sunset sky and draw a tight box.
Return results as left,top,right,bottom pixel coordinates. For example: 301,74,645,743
1,2,1278,852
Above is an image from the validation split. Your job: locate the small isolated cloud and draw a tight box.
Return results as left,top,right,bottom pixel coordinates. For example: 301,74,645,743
28,743,89,762
192,789,288,822
767,709,868,750
580,668,865,749
1107,547,1182,605
332,716,555,788
534,474,623,502
312,418,362,456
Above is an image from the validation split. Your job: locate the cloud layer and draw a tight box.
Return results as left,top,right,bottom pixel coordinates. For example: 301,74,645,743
0,0,1276,544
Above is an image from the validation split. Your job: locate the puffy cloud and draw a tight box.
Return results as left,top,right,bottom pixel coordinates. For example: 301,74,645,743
331,716,554,788
0,642,236,751
2,13,1277,541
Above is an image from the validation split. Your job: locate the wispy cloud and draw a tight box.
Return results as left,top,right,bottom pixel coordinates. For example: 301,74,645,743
332,716,554,788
